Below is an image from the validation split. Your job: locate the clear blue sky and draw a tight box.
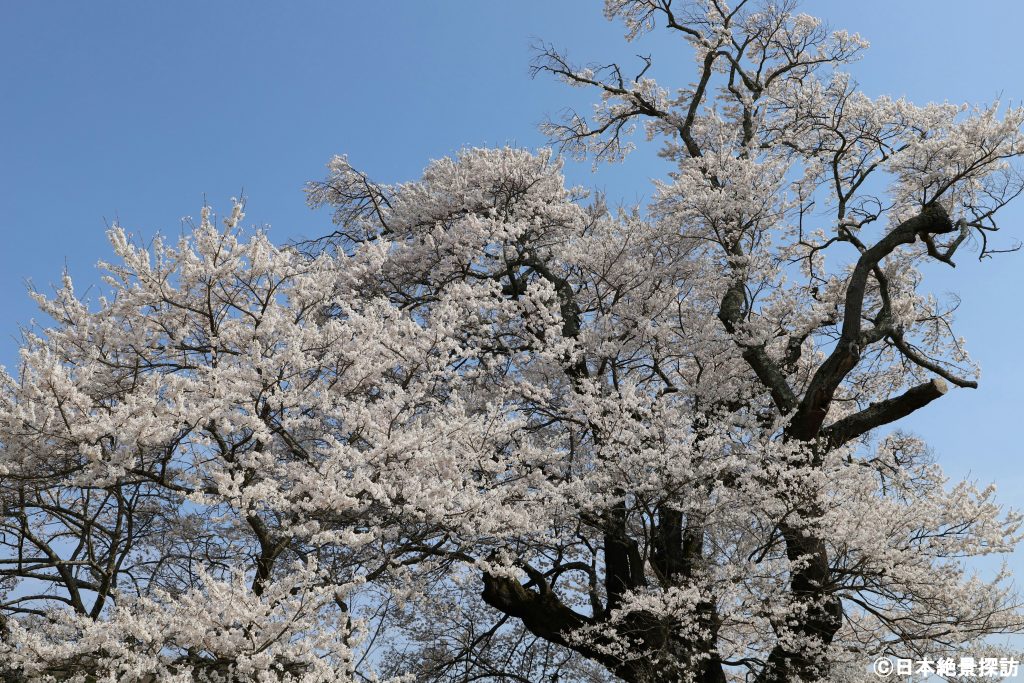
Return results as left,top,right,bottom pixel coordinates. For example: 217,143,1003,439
2,2,1023,571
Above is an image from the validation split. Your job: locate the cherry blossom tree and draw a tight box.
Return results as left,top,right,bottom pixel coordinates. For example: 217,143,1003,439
3,1,1024,682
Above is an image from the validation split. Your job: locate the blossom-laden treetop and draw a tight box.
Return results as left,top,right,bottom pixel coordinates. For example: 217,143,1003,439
3,1,1024,681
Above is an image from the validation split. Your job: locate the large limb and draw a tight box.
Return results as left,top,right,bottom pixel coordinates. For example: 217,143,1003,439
820,378,949,450
757,520,844,683
652,505,727,683
718,270,799,414
787,203,956,442
480,568,594,652
753,209,959,682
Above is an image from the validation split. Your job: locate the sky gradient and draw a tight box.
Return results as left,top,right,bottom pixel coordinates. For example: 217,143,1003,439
3,1,1023,578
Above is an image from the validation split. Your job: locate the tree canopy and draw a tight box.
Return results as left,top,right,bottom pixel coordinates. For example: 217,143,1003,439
2,1,1024,682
